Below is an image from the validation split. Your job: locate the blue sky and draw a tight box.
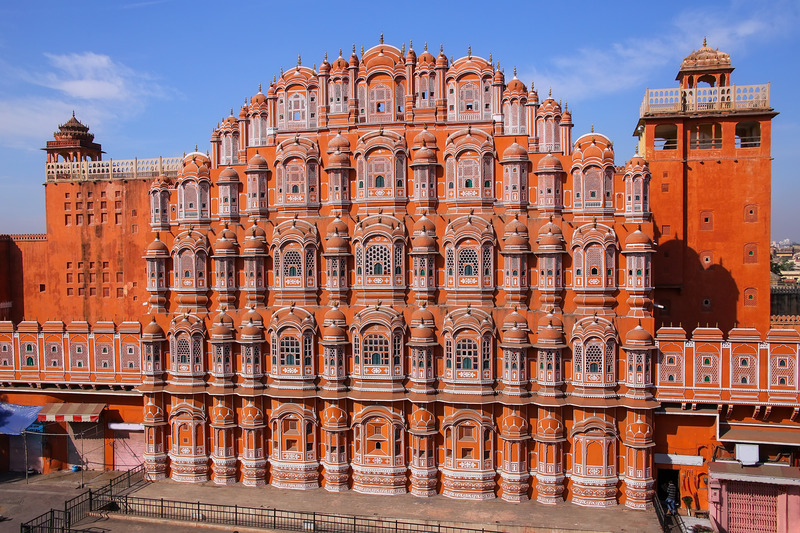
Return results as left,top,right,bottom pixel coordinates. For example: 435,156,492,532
0,0,797,238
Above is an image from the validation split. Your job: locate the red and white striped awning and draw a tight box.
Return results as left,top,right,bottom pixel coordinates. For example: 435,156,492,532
37,403,105,423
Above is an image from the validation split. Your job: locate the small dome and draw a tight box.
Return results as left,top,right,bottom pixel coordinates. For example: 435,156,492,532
414,146,436,163
502,142,529,161
146,237,169,255
505,230,529,249
504,308,527,328
328,132,351,153
417,49,435,66
503,326,528,342
537,153,563,172
324,305,346,323
626,418,652,442
409,408,436,434
241,307,264,326
493,69,505,84
326,234,349,252
501,413,528,438
327,150,351,168
143,317,165,337
504,216,528,237
625,155,648,170
243,236,266,252
528,88,539,105
251,89,267,106
238,105,248,120
210,313,234,339
318,58,330,75
561,108,572,124
411,326,435,341
538,324,563,343
323,323,347,339
436,50,448,67
411,305,435,325
413,127,437,147
625,228,654,249
213,236,237,254
245,222,266,240
625,325,654,346
322,405,348,430
413,215,435,235
246,152,268,171
538,312,563,329
218,166,239,182
240,318,263,340
680,41,731,71
506,77,526,94
405,46,416,63
412,231,436,250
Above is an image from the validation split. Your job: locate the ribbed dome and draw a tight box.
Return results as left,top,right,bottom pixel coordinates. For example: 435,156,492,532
243,236,266,252
537,153,563,172
323,323,347,339
625,325,654,345
240,318,263,339
246,152,268,171
506,77,525,94
503,326,528,342
413,215,435,234
625,229,654,249
322,405,348,430
146,237,169,255
411,326,435,340
502,141,529,161
143,317,165,336
210,313,234,339
213,236,236,254
328,150,351,168
409,407,436,434
680,41,731,71
245,222,266,240
414,146,436,163
413,127,437,147
493,69,505,84
324,305,346,323
218,166,239,182
328,132,351,153
412,230,436,250
411,305,435,325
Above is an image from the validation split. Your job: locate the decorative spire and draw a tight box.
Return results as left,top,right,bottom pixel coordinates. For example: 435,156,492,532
548,87,552,97
380,32,384,44
424,42,428,51
440,43,443,54
489,52,492,64
324,51,327,61
401,42,405,54
591,124,594,132
468,45,471,58
258,82,262,92
513,66,517,77
352,43,356,54
338,48,342,57
409,39,413,49
297,54,301,66
703,36,707,47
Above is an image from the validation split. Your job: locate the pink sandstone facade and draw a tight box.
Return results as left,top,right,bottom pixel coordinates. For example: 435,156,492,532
0,40,797,531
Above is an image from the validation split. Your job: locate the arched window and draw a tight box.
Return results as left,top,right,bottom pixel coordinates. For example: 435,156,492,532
457,248,478,277
368,156,390,190
369,84,392,119
288,93,306,126
375,175,385,188
459,82,479,113
365,245,391,277
456,338,478,370
363,334,389,366
457,158,479,190
280,336,300,366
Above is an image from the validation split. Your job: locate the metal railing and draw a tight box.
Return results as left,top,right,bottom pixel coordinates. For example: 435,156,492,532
20,464,145,533
90,493,501,533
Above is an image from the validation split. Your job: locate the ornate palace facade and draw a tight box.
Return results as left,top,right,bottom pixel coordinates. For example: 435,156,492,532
0,40,797,527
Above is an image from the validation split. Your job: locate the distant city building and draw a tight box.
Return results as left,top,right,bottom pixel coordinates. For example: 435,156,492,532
0,40,796,531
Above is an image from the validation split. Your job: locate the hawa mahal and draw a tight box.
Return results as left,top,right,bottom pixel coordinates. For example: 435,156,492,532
0,39,797,530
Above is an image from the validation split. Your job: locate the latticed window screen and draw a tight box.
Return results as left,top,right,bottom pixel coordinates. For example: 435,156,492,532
192,337,202,363
363,334,389,365
586,344,603,373
303,334,313,366
574,344,583,373
456,338,478,370
365,245,390,276
280,337,301,366
457,248,479,276
283,250,302,277
285,163,304,194
368,156,390,188
483,156,493,187
482,336,491,370
446,248,455,275
457,158,479,188
459,82,478,112
393,334,402,365
394,243,403,275
305,249,315,277
369,84,391,114
482,246,492,276
177,339,190,364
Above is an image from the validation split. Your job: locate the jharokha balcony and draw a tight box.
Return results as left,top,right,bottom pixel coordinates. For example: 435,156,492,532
45,156,182,182
640,84,770,116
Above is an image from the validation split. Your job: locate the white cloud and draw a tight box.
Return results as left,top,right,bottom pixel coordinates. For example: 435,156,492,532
0,52,172,150
521,1,799,103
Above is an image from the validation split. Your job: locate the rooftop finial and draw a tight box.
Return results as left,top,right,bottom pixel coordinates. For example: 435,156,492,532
591,124,594,133
409,39,413,49
258,82,262,92
468,45,471,58
380,32,384,44
440,43,443,54
401,42,405,54
195,144,198,152
549,87,552,97
230,108,233,116
513,66,517,77
361,45,364,56
424,42,428,51
352,43,356,54
324,51,327,61
489,52,492,64
72,110,76,118
338,48,342,57
297,54,301,66
703,36,707,47
280,66,284,75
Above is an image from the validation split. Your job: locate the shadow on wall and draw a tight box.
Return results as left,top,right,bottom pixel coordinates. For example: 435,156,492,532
655,238,739,332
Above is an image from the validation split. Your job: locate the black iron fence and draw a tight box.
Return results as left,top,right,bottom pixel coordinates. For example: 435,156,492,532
22,463,499,533
90,493,499,533
20,464,145,533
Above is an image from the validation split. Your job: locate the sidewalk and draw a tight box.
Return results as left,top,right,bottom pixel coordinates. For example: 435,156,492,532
129,479,661,533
